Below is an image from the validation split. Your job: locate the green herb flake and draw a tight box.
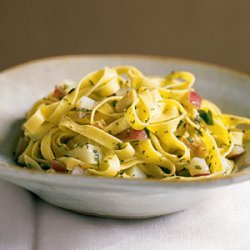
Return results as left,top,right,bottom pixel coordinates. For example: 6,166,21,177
94,154,100,165
186,137,194,143
117,143,122,150
111,100,117,107
195,165,202,170
89,79,94,86
176,168,191,177
132,140,139,143
75,108,91,112
144,127,150,136
177,120,184,129
195,128,203,136
68,88,75,94
41,164,50,170
198,109,214,125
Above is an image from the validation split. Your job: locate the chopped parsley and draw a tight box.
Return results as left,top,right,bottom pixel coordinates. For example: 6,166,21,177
89,79,94,86
195,128,203,136
195,165,202,170
132,140,139,143
186,137,194,143
111,100,117,107
68,88,75,94
41,164,50,170
177,120,184,129
94,153,100,165
75,108,91,112
198,109,214,125
176,168,191,177
144,127,150,137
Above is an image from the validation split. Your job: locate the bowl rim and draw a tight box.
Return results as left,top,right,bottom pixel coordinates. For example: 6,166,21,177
1,53,250,78
0,54,249,190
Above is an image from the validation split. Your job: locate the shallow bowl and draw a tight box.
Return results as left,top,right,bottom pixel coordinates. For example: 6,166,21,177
0,55,249,218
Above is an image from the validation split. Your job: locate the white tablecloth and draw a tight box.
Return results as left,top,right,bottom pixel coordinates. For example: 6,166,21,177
0,179,249,250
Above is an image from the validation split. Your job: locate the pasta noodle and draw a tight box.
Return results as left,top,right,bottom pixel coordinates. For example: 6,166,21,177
15,66,250,180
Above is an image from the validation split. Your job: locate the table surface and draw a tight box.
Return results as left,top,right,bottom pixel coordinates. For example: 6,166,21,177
0,178,249,250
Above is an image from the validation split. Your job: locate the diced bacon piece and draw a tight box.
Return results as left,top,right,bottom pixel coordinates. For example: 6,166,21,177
50,160,67,172
188,91,202,108
116,128,148,142
53,86,65,99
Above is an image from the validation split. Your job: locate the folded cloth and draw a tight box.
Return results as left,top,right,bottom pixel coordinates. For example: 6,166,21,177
0,179,249,250
0,180,35,250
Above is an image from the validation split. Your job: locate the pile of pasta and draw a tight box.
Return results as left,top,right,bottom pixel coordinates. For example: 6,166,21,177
15,66,250,180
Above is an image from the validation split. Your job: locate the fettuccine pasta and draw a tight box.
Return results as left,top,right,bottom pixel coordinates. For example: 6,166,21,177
15,66,250,180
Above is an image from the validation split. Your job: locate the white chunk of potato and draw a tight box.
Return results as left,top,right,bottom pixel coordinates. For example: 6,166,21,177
125,165,147,179
68,144,102,165
76,96,96,111
188,157,210,176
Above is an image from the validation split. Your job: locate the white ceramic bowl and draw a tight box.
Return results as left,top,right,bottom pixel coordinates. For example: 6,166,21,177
0,55,249,218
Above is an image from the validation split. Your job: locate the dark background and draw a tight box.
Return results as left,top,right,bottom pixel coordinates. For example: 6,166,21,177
1,0,250,71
